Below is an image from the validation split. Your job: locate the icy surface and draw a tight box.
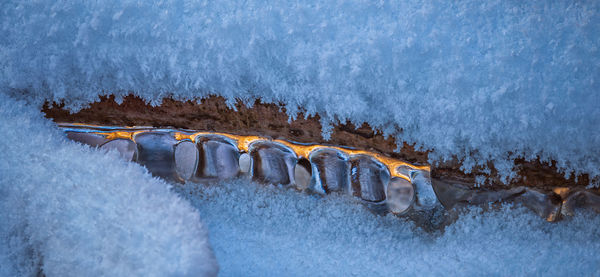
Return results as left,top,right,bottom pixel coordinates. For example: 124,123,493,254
177,178,600,276
175,141,199,180
197,137,240,179
309,149,351,193
1,0,599,183
0,94,218,276
135,132,180,181
250,142,297,185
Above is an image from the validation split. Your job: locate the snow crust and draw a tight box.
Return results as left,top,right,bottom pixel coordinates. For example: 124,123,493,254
1,0,599,184
0,94,218,276
179,179,600,276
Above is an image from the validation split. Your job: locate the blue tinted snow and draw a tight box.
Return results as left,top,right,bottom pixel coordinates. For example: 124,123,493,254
0,94,218,276
2,0,598,184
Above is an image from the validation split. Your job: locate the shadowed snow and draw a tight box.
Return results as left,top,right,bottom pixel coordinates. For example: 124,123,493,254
178,178,600,276
0,94,218,276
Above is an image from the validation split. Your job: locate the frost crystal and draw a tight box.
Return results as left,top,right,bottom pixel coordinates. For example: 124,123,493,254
0,94,218,276
2,1,598,183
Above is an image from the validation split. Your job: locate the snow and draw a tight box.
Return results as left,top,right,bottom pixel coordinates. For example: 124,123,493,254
1,0,599,183
0,93,599,276
1,1,600,275
0,94,218,276
178,178,600,276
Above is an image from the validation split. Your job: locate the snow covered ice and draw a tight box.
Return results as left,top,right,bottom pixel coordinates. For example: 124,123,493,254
1,0,600,275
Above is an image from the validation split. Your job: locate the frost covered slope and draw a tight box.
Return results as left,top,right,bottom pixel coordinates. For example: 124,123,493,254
0,94,218,276
180,179,600,276
1,1,599,181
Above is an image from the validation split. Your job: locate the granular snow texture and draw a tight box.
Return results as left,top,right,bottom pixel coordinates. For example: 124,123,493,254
0,94,218,276
178,179,600,276
1,0,598,183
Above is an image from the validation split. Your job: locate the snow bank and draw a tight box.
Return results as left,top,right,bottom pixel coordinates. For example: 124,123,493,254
1,0,599,183
0,94,218,276
179,178,600,276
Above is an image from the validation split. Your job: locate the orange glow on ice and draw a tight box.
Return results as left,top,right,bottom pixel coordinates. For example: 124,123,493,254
65,123,429,180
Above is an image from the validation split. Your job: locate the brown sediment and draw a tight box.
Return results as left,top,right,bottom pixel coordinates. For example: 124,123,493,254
432,157,592,191
43,94,592,189
43,95,429,164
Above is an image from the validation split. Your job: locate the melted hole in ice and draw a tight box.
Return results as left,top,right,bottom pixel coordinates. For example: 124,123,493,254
239,153,251,174
250,141,297,185
196,136,240,179
563,190,600,216
514,188,562,221
100,139,137,161
386,177,415,214
411,170,440,210
134,132,179,181
350,155,390,202
174,141,198,181
294,158,312,190
309,148,350,194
